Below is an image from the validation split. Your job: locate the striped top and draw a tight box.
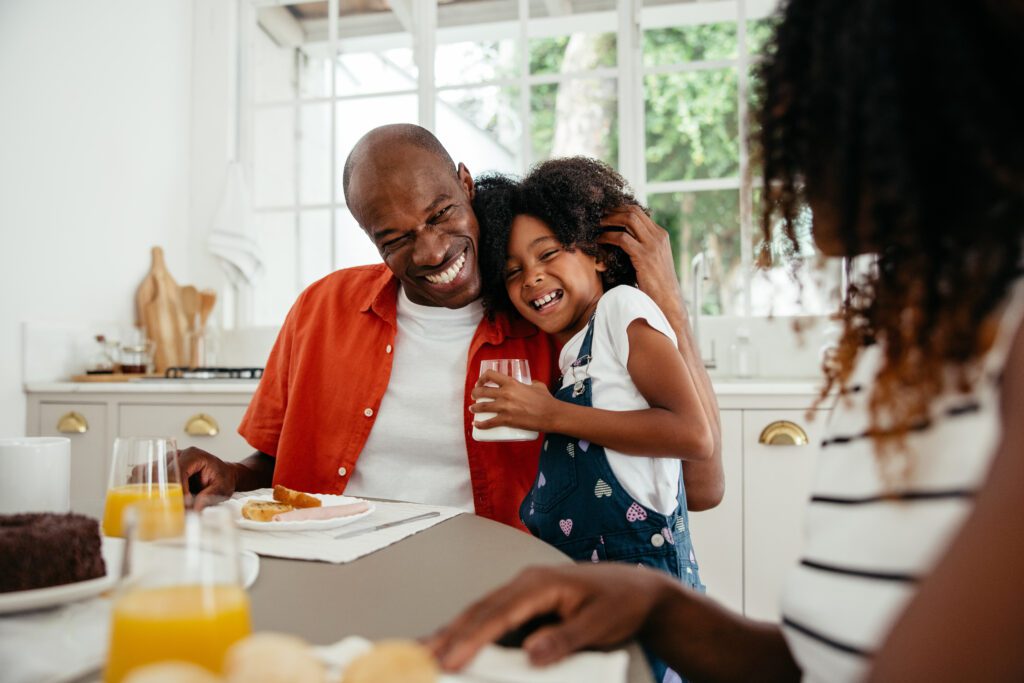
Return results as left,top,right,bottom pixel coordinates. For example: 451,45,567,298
780,281,1024,682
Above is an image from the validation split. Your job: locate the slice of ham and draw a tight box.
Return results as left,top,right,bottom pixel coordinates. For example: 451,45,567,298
272,501,370,522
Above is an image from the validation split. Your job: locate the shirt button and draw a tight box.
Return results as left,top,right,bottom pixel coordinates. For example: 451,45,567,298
385,344,393,354
338,467,348,477
363,408,374,417
651,533,665,548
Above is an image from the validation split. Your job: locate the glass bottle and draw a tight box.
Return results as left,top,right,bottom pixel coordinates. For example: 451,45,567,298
730,326,757,379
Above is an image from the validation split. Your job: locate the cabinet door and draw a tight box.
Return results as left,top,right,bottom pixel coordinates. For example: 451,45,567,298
687,410,743,613
743,409,828,621
119,404,253,462
37,402,108,514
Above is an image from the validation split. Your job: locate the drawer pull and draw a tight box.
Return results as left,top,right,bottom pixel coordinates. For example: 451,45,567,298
57,411,89,434
758,420,809,446
185,413,219,437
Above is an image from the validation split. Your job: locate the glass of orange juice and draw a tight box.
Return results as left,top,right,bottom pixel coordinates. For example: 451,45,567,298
105,508,252,682
102,437,184,539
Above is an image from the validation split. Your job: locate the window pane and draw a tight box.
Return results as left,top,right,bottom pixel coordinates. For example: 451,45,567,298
530,33,616,76
299,103,331,205
335,208,382,270
253,106,295,208
531,78,618,168
335,48,417,96
299,210,332,286
334,94,419,188
437,86,523,175
436,39,518,86
643,22,737,65
252,212,297,325
751,192,842,316
254,7,297,103
648,191,743,316
746,18,776,58
645,69,739,182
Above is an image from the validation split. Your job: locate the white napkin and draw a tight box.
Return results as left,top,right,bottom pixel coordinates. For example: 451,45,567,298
231,491,464,564
0,597,111,683
317,636,629,683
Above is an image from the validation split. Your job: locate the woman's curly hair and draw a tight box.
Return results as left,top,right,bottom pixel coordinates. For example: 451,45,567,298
757,0,1024,471
475,157,639,317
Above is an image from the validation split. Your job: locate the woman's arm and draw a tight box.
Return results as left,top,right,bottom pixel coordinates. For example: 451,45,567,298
866,322,1024,680
471,319,714,460
427,563,801,682
600,205,724,507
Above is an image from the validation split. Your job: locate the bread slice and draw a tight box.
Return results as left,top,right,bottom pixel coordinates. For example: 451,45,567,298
241,500,293,522
273,484,322,509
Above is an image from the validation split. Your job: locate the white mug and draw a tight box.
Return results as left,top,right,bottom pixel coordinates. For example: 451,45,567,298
0,437,71,514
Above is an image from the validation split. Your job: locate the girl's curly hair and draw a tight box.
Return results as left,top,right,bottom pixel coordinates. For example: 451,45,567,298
475,157,639,316
757,0,1024,471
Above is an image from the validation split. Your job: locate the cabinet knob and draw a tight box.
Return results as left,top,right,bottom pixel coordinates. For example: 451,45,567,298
758,420,809,446
184,413,219,437
56,411,89,434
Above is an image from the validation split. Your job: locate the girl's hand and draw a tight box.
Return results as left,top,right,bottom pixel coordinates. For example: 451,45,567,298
470,370,559,433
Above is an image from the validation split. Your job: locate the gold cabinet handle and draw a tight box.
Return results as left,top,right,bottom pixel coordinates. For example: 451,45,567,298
57,411,89,434
184,413,219,437
758,420,809,446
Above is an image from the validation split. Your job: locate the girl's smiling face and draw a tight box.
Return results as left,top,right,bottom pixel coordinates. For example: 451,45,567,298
504,214,606,344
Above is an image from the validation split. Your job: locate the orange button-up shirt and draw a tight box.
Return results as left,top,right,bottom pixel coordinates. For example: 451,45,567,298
238,264,556,530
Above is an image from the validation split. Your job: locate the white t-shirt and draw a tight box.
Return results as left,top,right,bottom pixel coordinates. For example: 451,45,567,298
557,285,682,515
344,286,481,511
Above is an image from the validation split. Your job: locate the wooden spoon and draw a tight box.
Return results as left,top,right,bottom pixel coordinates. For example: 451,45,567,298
198,289,217,330
180,285,199,333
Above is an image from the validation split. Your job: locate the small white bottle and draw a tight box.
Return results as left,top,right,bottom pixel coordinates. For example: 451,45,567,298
730,326,757,379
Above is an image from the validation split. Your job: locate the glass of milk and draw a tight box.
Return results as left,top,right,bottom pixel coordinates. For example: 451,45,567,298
472,359,539,442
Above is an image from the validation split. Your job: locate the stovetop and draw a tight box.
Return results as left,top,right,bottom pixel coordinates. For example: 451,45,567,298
156,367,264,380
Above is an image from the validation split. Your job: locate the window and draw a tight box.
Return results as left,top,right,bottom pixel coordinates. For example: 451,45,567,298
243,0,838,325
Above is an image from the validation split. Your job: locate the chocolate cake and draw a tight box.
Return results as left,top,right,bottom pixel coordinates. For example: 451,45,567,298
0,513,106,593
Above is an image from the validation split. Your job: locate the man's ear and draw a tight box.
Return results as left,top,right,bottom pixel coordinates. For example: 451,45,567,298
457,162,475,200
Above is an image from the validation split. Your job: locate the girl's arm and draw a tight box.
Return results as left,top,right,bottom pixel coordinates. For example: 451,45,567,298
472,318,715,461
865,322,1024,680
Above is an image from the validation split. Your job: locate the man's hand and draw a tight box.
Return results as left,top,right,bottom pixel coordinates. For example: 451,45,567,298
427,564,673,671
470,370,561,433
177,446,240,510
599,205,683,311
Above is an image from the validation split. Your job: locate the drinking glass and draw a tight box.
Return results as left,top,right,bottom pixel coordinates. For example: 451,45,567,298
472,359,539,442
102,437,184,539
105,508,252,682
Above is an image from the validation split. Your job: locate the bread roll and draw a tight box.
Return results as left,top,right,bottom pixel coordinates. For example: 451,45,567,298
122,662,221,683
273,485,322,509
241,500,293,522
224,632,325,683
342,640,439,683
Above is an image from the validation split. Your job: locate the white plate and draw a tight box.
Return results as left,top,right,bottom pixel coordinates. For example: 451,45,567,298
224,494,375,532
0,536,121,615
0,536,261,616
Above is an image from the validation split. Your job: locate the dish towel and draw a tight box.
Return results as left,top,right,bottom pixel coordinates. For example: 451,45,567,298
231,490,464,564
207,161,263,287
0,597,112,683
317,636,629,683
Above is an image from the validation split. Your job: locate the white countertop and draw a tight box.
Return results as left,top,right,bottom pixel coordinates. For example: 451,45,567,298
25,378,822,396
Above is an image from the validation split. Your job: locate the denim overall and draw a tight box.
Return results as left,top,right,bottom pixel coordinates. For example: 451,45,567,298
519,316,704,683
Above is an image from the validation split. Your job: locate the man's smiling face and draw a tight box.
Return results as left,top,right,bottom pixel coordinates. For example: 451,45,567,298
348,144,482,309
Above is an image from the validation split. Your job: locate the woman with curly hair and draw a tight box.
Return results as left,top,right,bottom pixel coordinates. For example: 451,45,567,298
432,1,1024,680
470,157,715,682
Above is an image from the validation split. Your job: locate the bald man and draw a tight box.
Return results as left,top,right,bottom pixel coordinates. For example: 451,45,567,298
179,124,723,529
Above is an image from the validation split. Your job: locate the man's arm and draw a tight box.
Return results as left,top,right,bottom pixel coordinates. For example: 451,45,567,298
599,205,724,510
178,447,275,509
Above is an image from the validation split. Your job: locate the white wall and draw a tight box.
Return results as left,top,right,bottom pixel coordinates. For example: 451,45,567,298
0,0,195,436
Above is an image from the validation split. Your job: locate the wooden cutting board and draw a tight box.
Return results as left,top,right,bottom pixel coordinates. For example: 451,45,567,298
136,247,189,373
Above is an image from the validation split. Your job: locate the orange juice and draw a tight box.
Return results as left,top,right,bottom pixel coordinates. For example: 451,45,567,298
104,584,251,683
102,483,185,538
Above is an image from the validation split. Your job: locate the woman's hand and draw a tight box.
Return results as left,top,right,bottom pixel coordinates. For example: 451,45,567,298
426,564,672,671
470,370,561,433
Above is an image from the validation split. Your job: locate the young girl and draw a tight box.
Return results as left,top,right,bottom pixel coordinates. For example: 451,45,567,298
471,157,715,589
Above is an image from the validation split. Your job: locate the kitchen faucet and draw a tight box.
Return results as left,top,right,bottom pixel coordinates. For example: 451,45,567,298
690,251,717,370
